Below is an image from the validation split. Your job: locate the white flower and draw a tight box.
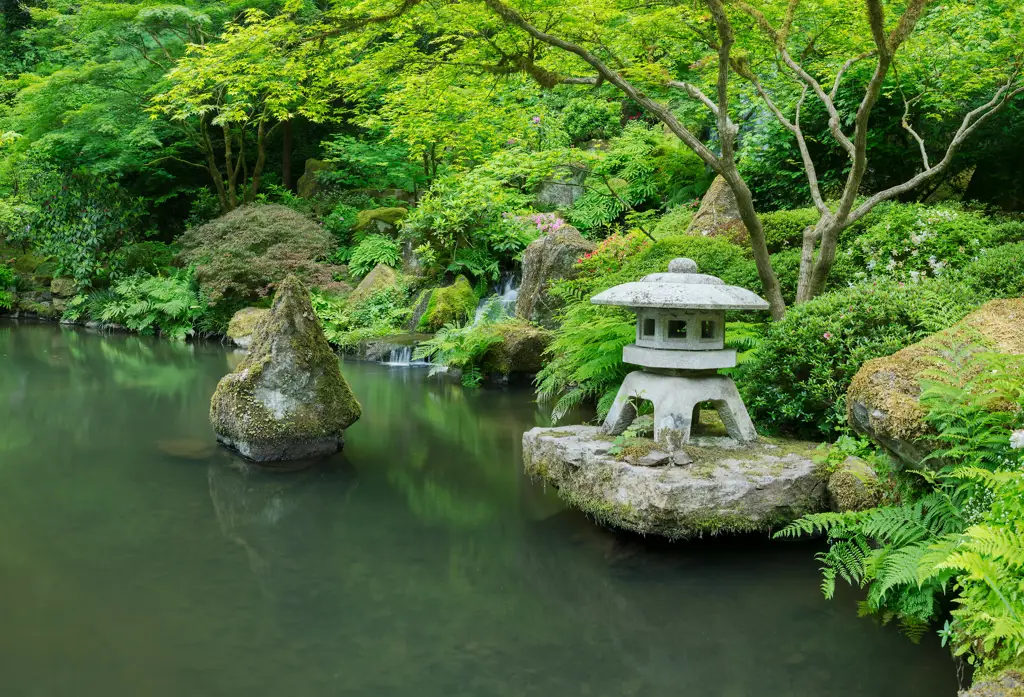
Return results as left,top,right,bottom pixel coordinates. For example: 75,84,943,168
1011,430,1024,450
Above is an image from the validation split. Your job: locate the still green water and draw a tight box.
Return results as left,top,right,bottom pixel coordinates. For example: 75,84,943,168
0,321,957,697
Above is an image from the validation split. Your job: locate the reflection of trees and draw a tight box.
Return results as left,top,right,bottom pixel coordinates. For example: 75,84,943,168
0,322,213,454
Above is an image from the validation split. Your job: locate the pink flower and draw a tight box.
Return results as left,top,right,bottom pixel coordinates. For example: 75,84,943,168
823,332,833,340
531,116,541,124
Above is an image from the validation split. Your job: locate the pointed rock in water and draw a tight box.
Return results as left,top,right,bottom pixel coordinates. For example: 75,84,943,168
210,275,361,463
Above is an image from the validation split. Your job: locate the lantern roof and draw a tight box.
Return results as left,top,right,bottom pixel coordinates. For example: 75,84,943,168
590,258,770,312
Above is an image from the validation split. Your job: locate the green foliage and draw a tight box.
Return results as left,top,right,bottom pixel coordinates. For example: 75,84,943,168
115,241,177,276
311,282,412,349
760,208,820,252
0,263,15,309
176,204,338,304
9,171,146,285
741,278,976,438
840,204,996,282
319,135,423,191
71,269,205,341
348,235,401,278
560,97,622,144
567,122,709,232
323,203,360,238
961,243,1024,300
413,310,509,387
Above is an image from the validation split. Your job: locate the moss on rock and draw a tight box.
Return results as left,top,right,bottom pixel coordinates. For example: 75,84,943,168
848,298,1024,465
210,275,361,463
348,263,399,304
355,207,408,233
826,457,880,512
480,320,552,375
522,425,827,539
417,275,477,332
226,307,269,347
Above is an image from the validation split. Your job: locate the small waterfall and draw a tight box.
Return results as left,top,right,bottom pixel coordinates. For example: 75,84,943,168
471,273,520,326
380,345,430,367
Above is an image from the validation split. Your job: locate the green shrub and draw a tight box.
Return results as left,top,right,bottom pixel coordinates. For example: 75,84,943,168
988,219,1024,247
740,278,976,438
760,207,820,252
323,203,359,238
652,205,697,237
418,275,478,332
116,241,177,276
312,282,412,349
349,235,402,278
841,203,994,281
73,269,205,340
177,204,339,304
0,263,15,309
560,97,622,143
961,242,1024,299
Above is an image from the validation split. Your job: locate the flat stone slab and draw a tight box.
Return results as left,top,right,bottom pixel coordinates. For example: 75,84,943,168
523,425,827,539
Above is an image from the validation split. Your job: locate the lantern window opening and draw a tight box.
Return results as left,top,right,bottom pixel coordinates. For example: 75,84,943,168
641,317,656,338
700,319,717,341
667,319,687,339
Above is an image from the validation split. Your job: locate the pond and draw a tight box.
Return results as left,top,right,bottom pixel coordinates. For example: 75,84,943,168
0,321,958,697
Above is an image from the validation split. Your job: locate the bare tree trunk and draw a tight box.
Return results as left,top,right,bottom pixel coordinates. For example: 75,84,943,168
224,125,238,211
281,119,293,191
200,117,229,213
248,120,268,203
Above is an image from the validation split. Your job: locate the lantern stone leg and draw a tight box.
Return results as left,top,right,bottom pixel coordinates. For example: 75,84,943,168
601,370,758,449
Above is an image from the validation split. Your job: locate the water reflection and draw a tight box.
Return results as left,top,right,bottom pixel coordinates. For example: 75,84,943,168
0,320,959,697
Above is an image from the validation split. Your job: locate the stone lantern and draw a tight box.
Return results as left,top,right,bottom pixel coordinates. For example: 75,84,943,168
591,258,769,449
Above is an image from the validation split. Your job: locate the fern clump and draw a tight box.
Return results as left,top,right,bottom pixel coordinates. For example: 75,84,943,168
780,351,1024,676
348,235,401,278
68,269,206,340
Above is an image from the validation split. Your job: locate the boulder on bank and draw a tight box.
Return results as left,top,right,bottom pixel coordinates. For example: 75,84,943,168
826,457,880,512
515,226,595,329
522,425,826,539
354,207,408,235
480,321,552,380
226,307,269,348
210,275,361,462
50,277,76,298
417,275,477,332
348,263,398,305
848,298,1024,467
960,670,1024,697
296,158,331,199
686,175,748,245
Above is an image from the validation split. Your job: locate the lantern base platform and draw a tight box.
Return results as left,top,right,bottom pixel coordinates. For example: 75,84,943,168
602,370,757,449
622,344,736,371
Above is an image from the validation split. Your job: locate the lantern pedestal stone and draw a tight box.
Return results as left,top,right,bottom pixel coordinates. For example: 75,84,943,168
602,371,757,450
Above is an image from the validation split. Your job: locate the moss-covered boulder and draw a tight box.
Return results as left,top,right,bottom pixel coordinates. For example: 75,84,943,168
826,457,880,512
355,207,408,235
296,159,331,199
848,298,1024,466
50,277,76,298
226,307,269,348
417,275,477,332
348,263,398,304
481,321,552,377
210,275,361,463
523,425,827,539
686,175,748,245
515,226,595,329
